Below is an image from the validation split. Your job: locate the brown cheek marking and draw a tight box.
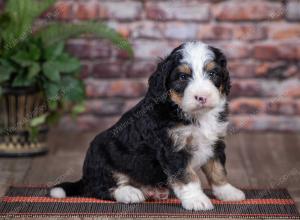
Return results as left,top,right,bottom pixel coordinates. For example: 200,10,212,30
205,61,216,72
177,64,192,75
219,85,224,93
202,159,227,186
170,90,182,106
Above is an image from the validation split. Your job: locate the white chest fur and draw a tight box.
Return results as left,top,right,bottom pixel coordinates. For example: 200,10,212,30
169,110,228,169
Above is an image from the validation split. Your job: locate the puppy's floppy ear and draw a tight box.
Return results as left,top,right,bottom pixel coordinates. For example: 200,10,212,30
210,46,231,96
148,58,173,100
221,56,231,96
148,45,184,100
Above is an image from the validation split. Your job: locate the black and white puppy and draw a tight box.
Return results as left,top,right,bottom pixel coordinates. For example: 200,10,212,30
50,41,245,210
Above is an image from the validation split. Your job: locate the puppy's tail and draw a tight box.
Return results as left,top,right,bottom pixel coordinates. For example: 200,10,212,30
50,179,84,198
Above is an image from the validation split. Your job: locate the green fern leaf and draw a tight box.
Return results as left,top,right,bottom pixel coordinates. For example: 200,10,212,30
3,0,56,50
37,22,133,56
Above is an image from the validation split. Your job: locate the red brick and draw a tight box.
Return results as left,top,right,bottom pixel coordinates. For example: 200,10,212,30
111,46,131,59
66,40,92,59
230,98,265,114
219,42,252,59
126,60,157,78
232,79,300,98
214,0,283,21
230,80,262,98
229,115,300,132
296,100,300,115
80,62,91,79
262,79,300,98
254,43,279,61
277,43,299,60
198,24,233,41
255,62,298,78
280,79,300,97
133,40,176,59
256,62,283,77
99,1,142,20
164,22,198,40
85,79,147,98
145,1,210,21
231,80,300,101
232,24,266,41
91,61,129,78
75,1,98,20
66,39,111,59
133,21,164,39
0,0,4,11
230,97,300,116
287,0,300,21
135,22,200,40
52,1,73,20
254,43,298,61
284,65,299,78
266,98,298,115
268,24,300,40
85,99,125,116
92,40,113,58
197,24,266,41
107,22,132,38
228,61,256,78
134,22,254,42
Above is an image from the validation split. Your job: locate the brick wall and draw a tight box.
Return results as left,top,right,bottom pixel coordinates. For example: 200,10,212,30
8,0,300,132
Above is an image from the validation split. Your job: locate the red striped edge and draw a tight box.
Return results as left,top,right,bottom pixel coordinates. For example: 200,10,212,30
8,185,289,191
1,196,295,205
0,212,298,218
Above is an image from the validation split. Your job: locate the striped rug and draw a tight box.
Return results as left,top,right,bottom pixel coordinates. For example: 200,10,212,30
0,186,299,218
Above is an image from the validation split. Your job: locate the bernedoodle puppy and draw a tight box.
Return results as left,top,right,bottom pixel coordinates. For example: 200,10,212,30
50,41,245,210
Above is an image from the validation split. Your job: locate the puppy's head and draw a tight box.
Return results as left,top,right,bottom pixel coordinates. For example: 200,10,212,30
148,41,230,116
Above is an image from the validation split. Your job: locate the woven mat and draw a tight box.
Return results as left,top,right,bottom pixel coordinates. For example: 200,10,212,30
0,186,299,218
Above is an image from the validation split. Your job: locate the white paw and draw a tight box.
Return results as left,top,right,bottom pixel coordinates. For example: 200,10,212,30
181,193,214,211
50,187,66,198
212,184,245,201
114,185,145,204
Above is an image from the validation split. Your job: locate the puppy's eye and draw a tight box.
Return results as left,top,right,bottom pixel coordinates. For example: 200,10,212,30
178,73,190,81
207,71,217,78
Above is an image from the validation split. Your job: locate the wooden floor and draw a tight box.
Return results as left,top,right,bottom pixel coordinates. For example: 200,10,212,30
1,129,300,220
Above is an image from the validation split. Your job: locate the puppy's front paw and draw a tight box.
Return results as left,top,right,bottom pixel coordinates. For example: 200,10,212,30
182,193,214,211
213,184,245,201
114,185,145,204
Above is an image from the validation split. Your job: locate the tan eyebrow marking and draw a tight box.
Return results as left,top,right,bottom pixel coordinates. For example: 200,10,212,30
205,61,216,72
177,64,192,74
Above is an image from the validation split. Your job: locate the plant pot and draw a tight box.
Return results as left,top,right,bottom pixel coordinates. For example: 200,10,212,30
0,86,49,157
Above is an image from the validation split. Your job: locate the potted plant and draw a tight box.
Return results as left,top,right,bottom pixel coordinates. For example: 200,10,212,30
0,0,132,157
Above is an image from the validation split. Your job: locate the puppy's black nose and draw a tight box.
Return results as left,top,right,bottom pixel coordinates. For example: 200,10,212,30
194,96,207,104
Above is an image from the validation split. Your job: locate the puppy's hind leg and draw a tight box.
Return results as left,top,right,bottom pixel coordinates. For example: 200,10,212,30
202,158,245,201
112,172,145,204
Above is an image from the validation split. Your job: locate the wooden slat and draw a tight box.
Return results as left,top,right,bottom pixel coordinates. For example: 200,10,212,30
0,130,299,219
